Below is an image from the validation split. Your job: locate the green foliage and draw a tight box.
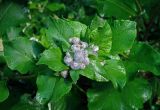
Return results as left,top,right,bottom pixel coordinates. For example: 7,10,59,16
4,37,35,74
0,81,9,102
110,20,137,54
46,3,65,12
104,59,126,88
36,75,72,105
88,16,112,54
87,79,152,110
44,18,87,51
125,42,160,77
36,75,57,104
37,47,67,72
93,0,137,18
0,2,26,35
0,0,160,109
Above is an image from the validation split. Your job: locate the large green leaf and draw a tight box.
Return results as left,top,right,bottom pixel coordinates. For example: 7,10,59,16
37,47,67,72
87,78,152,110
36,75,57,104
90,15,106,30
88,85,127,110
126,42,160,76
110,20,137,54
76,60,109,82
51,78,72,103
0,2,26,35
94,0,137,18
0,80,9,102
104,59,127,88
52,89,85,110
44,18,87,51
89,16,112,55
6,27,21,41
36,75,72,105
75,57,126,88
67,20,87,37
123,79,152,109
123,61,138,79
4,37,35,74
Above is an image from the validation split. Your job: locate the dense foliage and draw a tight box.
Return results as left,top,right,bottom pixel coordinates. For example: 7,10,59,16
0,0,160,110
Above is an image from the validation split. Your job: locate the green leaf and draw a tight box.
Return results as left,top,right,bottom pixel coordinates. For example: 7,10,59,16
127,42,160,76
36,75,57,104
90,15,106,30
123,61,138,79
6,27,21,41
67,20,87,37
0,38,3,51
0,81,9,102
11,94,45,110
123,79,152,109
11,103,41,110
88,85,126,110
52,89,84,110
104,59,127,88
36,75,72,104
0,52,5,64
4,37,35,74
51,78,72,103
89,16,112,54
110,20,137,54
37,47,67,72
77,60,109,82
87,78,152,110
44,18,87,51
47,3,65,12
51,96,67,110
0,2,26,35
94,0,137,18
150,78,160,97
70,70,80,84
141,0,160,17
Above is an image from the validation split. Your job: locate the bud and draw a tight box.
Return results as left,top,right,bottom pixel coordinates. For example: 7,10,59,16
80,63,86,69
70,62,80,70
66,52,71,57
83,57,90,65
60,70,68,78
64,37,94,70
90,44,94,48
74,50,84,61
100,61,106,66
30,37,39,42
71,44,81,52
69,37,80,44
93,45,99,52
64,56,73,66
82,50,88,57
81,41,88,48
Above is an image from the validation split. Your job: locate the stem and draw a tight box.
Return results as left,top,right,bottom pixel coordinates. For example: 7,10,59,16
120,53,129,58
75,84,86,94
48,103,52,110
14,74,36,80
135,0,143,13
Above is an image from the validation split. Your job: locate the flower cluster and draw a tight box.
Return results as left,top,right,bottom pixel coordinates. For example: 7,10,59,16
64,37,99,70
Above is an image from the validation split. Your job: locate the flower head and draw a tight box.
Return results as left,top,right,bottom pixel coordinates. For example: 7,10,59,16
64,37,99,70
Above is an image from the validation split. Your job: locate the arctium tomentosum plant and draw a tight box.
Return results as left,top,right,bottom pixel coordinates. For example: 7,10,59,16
0,0,160,110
